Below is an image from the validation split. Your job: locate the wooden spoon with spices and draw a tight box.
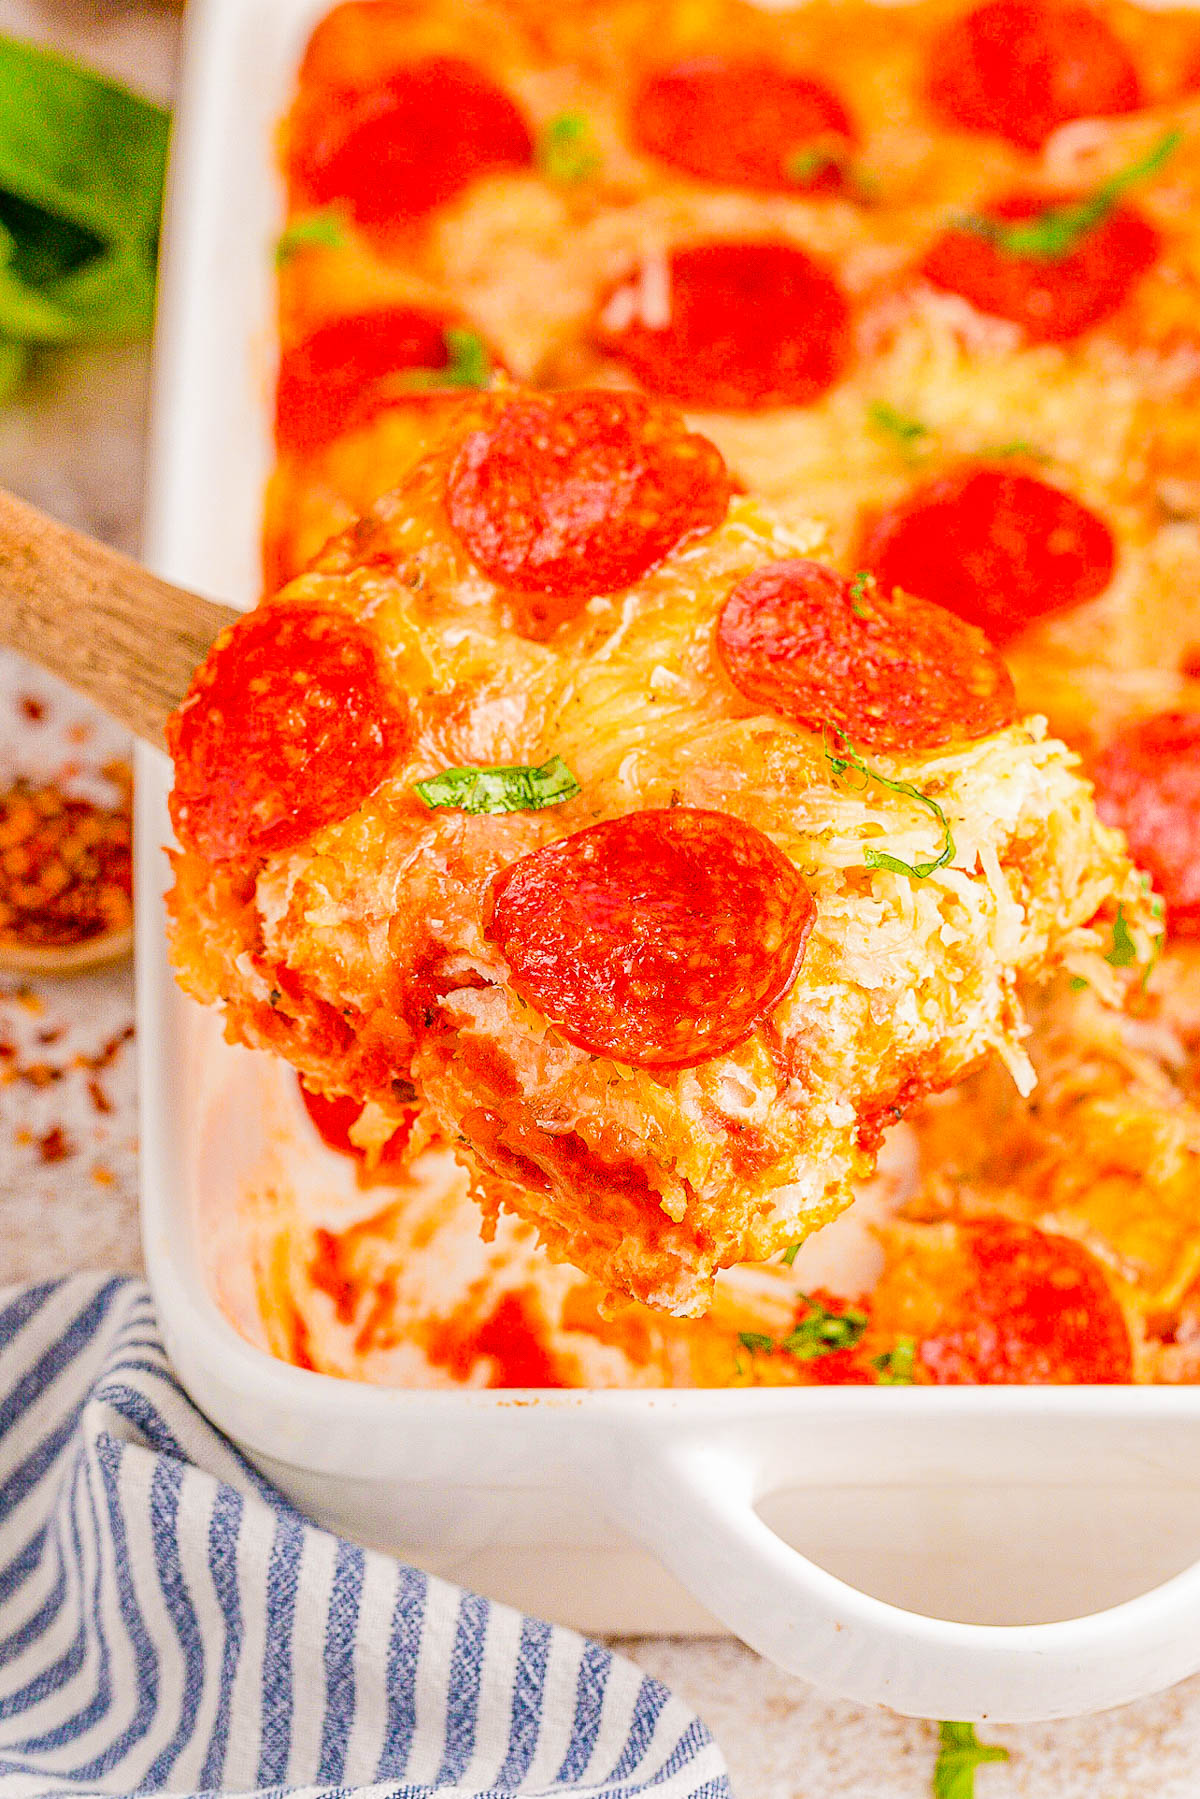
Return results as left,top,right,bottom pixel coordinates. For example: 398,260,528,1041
0,487,238,974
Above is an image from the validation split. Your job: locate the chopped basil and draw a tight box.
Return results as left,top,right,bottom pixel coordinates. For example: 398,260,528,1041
872,1337,916,1384
848,569,874,618
537,112,601,184
739,1297,868,1361
785,144,841,183
868,400,931,449
1105,903,1138,968
1068,974,1089,992
414,755,581,815
956,127,1180,262
403,326,493,391
275,207,347,265
781,1242,802,1267
825,742,957,879
785,143,879,200
981,439,1042,459
932,1722,1009,1799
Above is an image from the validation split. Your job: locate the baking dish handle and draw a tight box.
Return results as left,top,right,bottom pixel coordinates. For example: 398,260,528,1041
603,1431,1200,1721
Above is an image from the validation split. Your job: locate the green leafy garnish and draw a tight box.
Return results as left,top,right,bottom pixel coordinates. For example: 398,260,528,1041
868,400,931,450
781,1242,802,1267
414,755,581,815
848,569,875,618
980,439,1041,459
537,112,601,184
932,1722,1009,1799
785,144,842,183
785,143,879,200
739,1298,869,1361
0,36,168,346
1105,903,1138,968
1068,974,1089,992
275,208,348,265
957,127,1180,262
403,326,493,391
825,743,957,880
872,1337,916,1384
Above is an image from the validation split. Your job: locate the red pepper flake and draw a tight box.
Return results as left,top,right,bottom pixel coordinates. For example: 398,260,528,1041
36,1026,63,1046
37,1126,74,1164
0,768,132,950
75,1024,135,1074
87,1078,113,1116
18,695,45,723
91,1163,115,1187
20,1062,62,1088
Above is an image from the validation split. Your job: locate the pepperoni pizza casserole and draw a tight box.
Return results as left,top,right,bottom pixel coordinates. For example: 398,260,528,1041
167,0,1200,1381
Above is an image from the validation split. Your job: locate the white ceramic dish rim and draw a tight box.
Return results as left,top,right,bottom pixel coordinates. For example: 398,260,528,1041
138,0,1200,1723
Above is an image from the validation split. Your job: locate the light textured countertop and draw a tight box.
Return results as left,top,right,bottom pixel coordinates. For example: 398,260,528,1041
3,5,1200,1794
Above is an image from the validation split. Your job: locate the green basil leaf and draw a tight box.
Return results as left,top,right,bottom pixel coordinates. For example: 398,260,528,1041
276,208,349,265
868,400,931,447
933,1721,1009,1799
0,37,167,343
414,755,581,815
872,1337,917,1384
825,740,956,879
956,127,1180,263
1105,902,1138,968
537,112,601,184
781,1298,868,1359
403,326,493,391
741,1299,868,1362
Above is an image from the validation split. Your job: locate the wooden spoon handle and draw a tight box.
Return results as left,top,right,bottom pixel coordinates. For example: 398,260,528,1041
0,487,240,748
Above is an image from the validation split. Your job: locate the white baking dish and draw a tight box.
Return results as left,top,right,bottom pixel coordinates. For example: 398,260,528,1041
138,0,1200,1723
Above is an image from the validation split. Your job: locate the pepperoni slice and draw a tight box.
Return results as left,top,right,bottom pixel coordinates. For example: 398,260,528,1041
168,601,408,863
919,1219,1133,1383
485,808,814,1069
632,59,855,194
275,308,460,455
928,0,1141,150
596,242,851,410
1092,711,1200,936
290,58,533,229
444,391,732,624
717,558,1015,752
860,466,1115,647
923,193,1159,341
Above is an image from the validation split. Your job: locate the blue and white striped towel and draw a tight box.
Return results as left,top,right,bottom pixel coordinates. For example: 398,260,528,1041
0,1276,731,1799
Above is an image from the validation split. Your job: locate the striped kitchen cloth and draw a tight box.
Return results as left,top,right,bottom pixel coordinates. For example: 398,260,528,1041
0,1276,731,1799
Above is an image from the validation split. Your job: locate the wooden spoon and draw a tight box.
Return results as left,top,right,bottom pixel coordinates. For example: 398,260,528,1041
0,487,238,973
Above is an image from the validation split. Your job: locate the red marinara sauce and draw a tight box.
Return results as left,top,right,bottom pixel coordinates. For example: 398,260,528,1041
860,465,1116,646
717,558,1016,751
288,55,533,233
918,1218,1133,1383
632,59,856,194
1092,710,1200,936
168,601,408,863
596,241,851,409
486,807,815,1069
298,1076,413,1165
927,0,1141,150
922,194,1159,341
